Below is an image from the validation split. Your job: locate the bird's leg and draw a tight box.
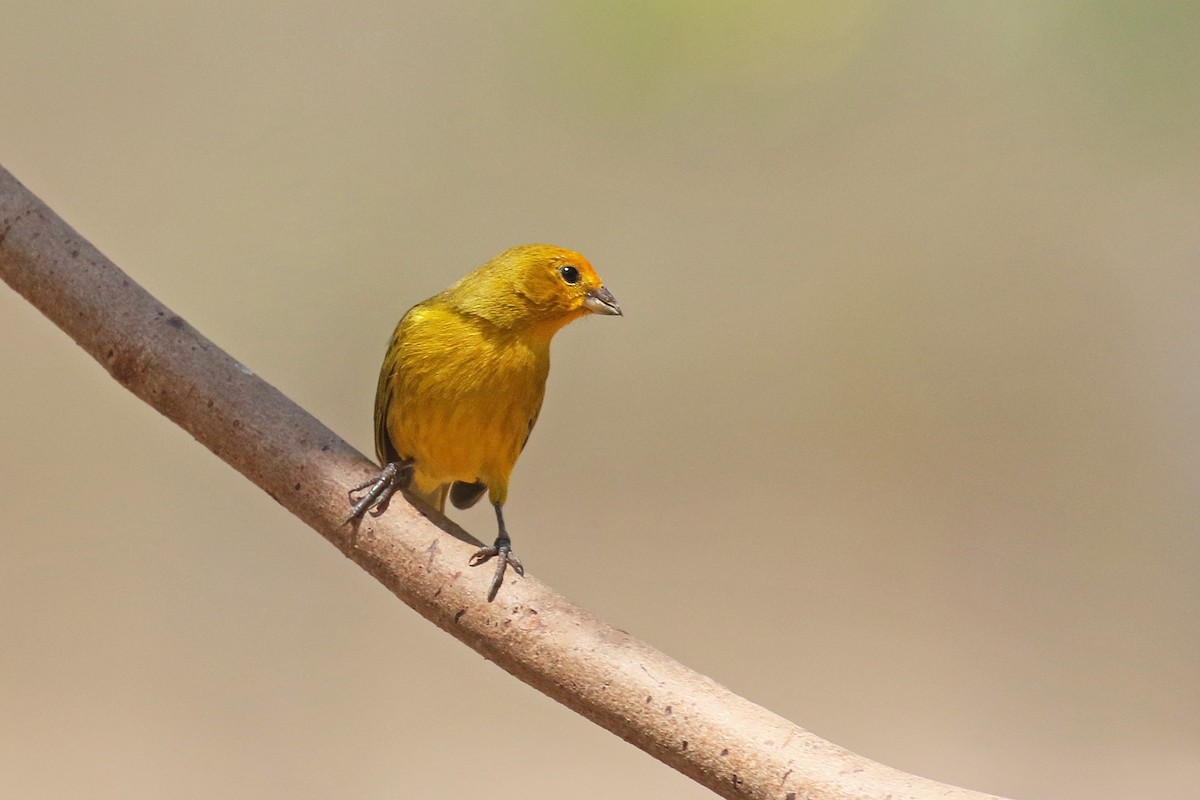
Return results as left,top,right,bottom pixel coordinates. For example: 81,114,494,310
468,503,525,602
344,458,413,525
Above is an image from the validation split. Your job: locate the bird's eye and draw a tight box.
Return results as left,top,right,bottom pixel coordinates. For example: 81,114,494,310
559,265,580,285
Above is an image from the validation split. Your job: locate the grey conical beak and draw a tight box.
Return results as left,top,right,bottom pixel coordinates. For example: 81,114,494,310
583,286,622,316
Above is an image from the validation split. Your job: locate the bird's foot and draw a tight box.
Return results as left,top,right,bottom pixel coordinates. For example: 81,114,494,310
468,537,524,602
344,460,412,525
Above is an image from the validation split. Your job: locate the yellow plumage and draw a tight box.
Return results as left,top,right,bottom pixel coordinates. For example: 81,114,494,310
350,243,621,600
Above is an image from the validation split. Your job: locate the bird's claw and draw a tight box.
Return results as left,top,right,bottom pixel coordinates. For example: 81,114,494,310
469,538,524,602
343,460,412,525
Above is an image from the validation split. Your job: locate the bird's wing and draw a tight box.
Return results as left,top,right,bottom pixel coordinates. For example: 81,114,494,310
520,393,544,454
374,306,454,512
374,315,407,467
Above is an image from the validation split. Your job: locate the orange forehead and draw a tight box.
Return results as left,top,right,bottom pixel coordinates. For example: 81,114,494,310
545,246,600,283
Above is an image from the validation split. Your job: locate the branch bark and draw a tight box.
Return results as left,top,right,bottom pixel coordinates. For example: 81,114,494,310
0,165,1009,800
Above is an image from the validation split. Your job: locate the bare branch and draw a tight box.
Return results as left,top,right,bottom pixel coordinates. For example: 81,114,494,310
0,165,1009,800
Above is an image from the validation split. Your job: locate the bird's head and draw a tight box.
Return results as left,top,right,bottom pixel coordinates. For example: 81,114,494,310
456,244,621,333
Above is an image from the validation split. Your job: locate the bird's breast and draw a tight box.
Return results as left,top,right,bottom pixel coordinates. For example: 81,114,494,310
388,326,550,489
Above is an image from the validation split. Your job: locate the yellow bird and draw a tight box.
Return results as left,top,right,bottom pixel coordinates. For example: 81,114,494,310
348,244,621,600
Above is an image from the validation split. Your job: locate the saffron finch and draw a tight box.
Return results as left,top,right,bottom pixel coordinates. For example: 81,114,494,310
347,244,621,600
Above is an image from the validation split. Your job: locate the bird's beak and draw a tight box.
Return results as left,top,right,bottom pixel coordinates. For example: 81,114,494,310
583,286,622,316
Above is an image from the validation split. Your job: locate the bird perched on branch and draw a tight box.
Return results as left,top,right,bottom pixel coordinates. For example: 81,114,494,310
347,244,621,600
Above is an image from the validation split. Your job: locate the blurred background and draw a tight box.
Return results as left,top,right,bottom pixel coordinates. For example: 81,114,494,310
2,2,1198,798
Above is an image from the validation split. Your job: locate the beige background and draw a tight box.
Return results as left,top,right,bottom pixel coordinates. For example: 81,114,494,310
2,3,1198,799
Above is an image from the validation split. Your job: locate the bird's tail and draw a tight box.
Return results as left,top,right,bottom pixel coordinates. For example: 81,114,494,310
408,482,449,514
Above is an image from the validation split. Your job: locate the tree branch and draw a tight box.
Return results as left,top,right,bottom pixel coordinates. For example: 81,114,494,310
0,165,1009,800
